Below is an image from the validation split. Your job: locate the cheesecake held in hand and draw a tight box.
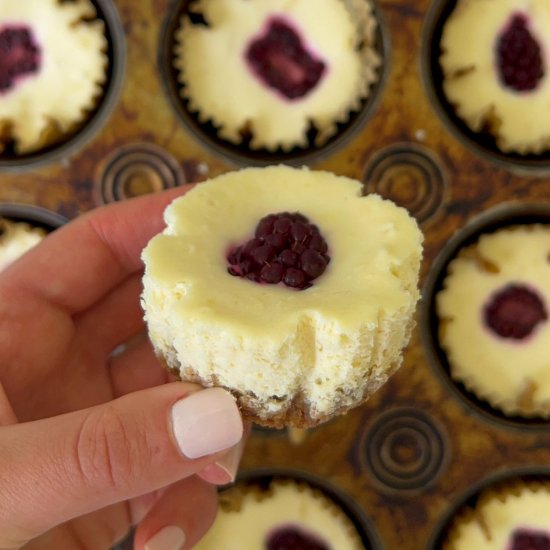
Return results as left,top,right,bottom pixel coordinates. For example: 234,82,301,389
141,166,423,428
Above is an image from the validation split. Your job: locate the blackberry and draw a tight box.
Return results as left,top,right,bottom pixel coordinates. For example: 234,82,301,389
227,211,330,290
245,17,326,100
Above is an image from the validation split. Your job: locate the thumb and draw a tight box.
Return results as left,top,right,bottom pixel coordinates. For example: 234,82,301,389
0,383,243,547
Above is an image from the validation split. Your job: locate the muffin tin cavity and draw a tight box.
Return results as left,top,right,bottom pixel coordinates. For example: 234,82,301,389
427,468,550,549
159,0,389,166
95,143,185,204
421,203,550,430
360,407,448,492
0,0,125,171
362,143,446,224
0,203,67,232
421,0,550,173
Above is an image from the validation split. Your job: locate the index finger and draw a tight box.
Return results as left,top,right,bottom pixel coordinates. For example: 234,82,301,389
1,185,192,315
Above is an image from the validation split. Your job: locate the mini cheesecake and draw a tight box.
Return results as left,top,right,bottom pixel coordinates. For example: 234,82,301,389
437,225,550,418
444,481,550,550
141,166,422,428
174,0,380,151
0,0,108,153
440,0,550,154
194,480,364,550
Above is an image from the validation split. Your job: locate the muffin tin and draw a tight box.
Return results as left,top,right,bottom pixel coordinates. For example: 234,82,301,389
2,0,550,548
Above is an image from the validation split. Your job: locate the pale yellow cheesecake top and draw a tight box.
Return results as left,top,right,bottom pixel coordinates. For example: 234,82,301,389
195,481,363,550
445,484,550,549
143,166,421,338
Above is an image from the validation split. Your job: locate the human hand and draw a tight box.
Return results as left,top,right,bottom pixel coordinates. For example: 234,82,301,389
0,188,246,550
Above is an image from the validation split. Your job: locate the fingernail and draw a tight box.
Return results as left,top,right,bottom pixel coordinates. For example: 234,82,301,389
171,387,243,459
214,438,245,483
145,526,186,550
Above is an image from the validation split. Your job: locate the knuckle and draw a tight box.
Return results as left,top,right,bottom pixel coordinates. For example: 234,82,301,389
74,405,151,493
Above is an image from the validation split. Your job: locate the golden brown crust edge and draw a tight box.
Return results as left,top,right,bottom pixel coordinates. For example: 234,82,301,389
156,349,402,429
